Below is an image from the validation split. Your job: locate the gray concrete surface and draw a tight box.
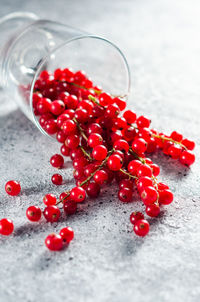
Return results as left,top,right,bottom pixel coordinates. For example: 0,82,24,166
0,0,200,301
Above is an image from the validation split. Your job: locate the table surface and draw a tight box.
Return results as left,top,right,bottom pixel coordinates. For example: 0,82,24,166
0,0,200,301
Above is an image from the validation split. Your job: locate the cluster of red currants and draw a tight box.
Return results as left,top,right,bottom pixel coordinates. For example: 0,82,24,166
1,67,195,246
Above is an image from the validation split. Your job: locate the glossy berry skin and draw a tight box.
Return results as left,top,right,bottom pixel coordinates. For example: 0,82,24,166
107,154,123,171
168,145,182,159
170,131,183,142
63,200,77,215
50,100,65,115
179,151,195,166
119,179,133,190
146,204,160,217
45,119,58,135
132,138,147,154
141,186,158,205
137,164,153,178
118,187,133,202
70,187,86,203
60,227,74,244
150,164,160,177
43,206,61,222
114,139,129,153
88,133,103,148
43,194,57,206
5,180,21,196
123,110,136,124
159,189,174,205
137,176,154,192
128,160,142,176
136,116,150,128
26,206,42,222
92,145,108,161
50,154,64,169
37,98,51,114
62,119,77,135
182,139,195,151
133,219,150,237
94,170,108,185
45,233,63,251
98,92,112,106
0,218,14,236
51,173,63,185
56,131,67,143
60,144,70,156
130,212,144,225
86,182,100,198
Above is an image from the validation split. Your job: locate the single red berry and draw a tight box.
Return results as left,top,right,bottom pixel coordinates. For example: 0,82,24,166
113,97,126,111
66,134,80,149
170,131,183,142
5,180,21,196
137,176,154,192
113,117,127,130
70,187,86,203
0,218,14,236
137,164,153,178
51,174,63,185
86,123,102,136
60,144,70,156
145,204,160,217
92,145,108,161
146,138,157,153
123,110,137,124
60,227,74,244
168,145,182,159
43,206,61,222
107,154,123,171
118,187,133,202
39,113,54,127
45,233,63,251
150,164,160,177
98,92,112,106
73,157,88,170
88,133,103,148
105,103,120,118
78,99,94,114
64,95,78,109
157,182,169,191
74,108,88,123
141,186,158,205
56,131,67,143
84,163,97,177
179,150,195,166
37,98,51,114
43,193,57,206
132,138,147,154
50,100,65,115
62,119,77,135
128,160,142,176
57,113,70,128
130,212,144,225
133,219,150,237
136,116,150,128
182,139,195,151
45,119,58,135
94,170,108,185
114,139,129,153
159,189,173,205
26,206,42,222
119,179,133,190
63,200,77,215
86,182,100,198
50,154,64,169
122,126,137,141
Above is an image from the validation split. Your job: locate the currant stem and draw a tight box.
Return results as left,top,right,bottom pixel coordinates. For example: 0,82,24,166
88,95,103,107
73,117,88,141
129,148,146,164
119,169,137,180
151,133,187,149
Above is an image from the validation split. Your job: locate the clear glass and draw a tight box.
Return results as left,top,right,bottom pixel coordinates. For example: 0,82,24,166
0,12,131,137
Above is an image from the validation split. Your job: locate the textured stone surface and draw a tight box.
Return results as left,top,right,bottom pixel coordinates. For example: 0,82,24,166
0,0,200,301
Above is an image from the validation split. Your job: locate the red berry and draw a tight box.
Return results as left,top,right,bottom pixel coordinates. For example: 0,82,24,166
107,154,123,171
56,131,67,143
64,95,78,109
141,186,158,205
113,117,127,130
70,187,86,203
145,204,160,217
50,154,64,169
74,108,88,123
86,182,100,198
5,180,21,196
137,176,153,192
128,160,142,176
182,139,195,151
45,119,58,135
179,150,195,166
137,164,152,178
26,206,42,222
43,194,57,206
66,135,80,149
60,227,74,244
63,200,77,215
43,206,61,222
159,189,173,205
133,219,150,237
92,145,107,161
98,93,112,106
170,131,183,142
118,187,133,202
157,182,169,191
57,113,70,128
114,97,126,111
37,98,51,114
62,119,77,135
51,173,63,185
119,179,133,190
150,164,160,177
130,212,144,225
168,145,182,159
0,218,14,236
105,103,120,118
88,133,103,148
94,170,108,185
136,116,150,128
114,139,129,153
60,144,70,156
45,233,63,251
50,100,65,115
123,110,136,124
132,138,147,154
86,123,102,136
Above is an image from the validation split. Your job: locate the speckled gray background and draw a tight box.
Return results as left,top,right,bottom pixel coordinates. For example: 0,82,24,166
0,0,200,301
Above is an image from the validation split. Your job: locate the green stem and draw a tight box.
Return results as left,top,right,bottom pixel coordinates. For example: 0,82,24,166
151,133,186,149
119,169,137,180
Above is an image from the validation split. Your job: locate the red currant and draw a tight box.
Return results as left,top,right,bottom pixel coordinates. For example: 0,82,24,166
26,206,42,222
43,206,61,222
94,170,108,185
179,150,195,166
86,182,100,198
0,218,14,236
133,219,150,237
107,154,123,171
130,212,144,225
60,227,74,244
118,187,133,202
70,187,86,203
92,145,108,161
50,154,64,169
145,204,160,217
51,174,63,185
43,194,57,206
141,186,158,205
5,180,21,196
159,189,173,205
45,233,63,251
